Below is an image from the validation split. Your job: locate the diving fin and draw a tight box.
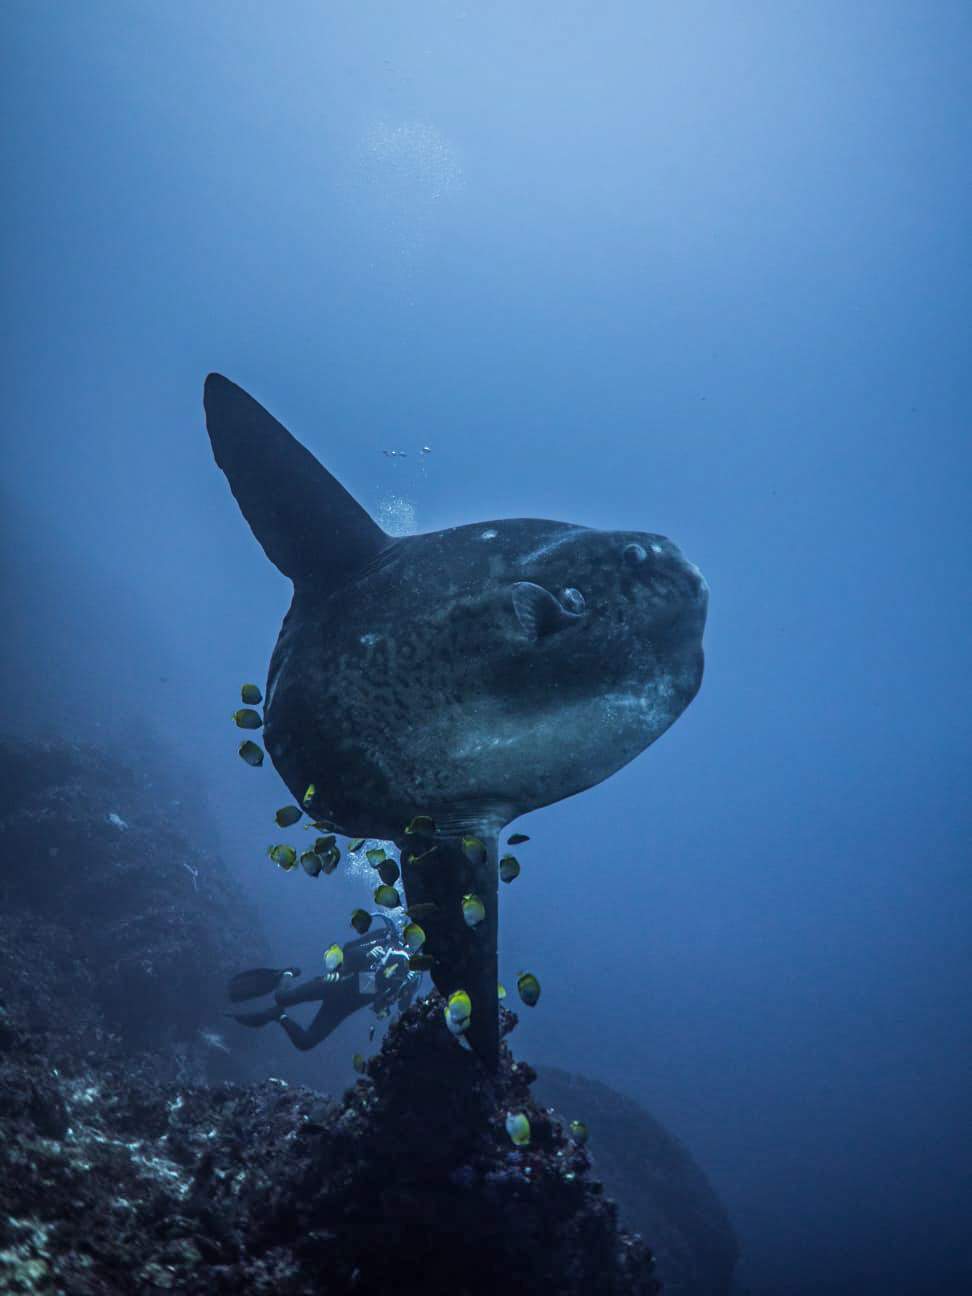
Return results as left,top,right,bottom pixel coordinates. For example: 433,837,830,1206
227,966,300,1003
225,1005,285,1029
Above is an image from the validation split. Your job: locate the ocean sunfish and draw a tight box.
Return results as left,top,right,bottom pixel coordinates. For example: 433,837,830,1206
204,374,708,1067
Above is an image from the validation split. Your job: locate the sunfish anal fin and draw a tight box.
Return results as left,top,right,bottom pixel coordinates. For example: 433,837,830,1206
398,830,499,1072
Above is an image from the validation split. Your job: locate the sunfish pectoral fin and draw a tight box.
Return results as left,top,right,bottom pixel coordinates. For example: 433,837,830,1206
398,831,500,1071
203,374,389,589
511,581,582,640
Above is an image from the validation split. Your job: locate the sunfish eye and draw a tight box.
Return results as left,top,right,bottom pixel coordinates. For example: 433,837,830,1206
561,587,585,613
623,542,648,566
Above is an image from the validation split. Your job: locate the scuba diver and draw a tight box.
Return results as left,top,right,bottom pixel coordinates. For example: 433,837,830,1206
225,912,422,1053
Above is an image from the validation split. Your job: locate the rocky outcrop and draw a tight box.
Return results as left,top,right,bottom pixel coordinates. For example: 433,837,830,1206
0,736,264,1080
535,1068,738,1296
0,991,659,1294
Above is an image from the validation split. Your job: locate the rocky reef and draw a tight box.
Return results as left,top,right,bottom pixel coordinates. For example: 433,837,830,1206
0,736,264,1081
0,736,734,1294
0,994,656,1294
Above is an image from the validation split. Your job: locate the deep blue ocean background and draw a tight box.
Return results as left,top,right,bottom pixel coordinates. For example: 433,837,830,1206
3,4,970,1292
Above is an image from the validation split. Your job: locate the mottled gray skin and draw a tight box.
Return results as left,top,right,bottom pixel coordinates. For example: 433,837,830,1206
204,374,707,1068
265,520,707,841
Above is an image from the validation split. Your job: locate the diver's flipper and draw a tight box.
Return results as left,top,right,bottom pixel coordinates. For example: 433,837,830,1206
398,830,499,1071
204,374,389,590
225,1005,284,1028
228,966,299,1003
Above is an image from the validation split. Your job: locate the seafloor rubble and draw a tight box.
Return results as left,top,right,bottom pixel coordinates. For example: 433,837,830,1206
0,737,735,1294
0,994,657,1294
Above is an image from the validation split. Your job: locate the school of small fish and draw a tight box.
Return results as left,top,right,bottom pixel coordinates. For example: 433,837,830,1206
230,684,589,1139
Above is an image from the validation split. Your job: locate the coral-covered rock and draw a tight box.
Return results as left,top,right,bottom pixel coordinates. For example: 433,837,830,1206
0,995,659,1294
259,995,659,1293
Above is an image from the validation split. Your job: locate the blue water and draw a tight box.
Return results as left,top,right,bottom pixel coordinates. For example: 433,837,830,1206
3,4,970,1291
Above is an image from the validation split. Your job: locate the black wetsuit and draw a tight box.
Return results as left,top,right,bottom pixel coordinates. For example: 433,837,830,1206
228,919,420,1053
273,935,378,1052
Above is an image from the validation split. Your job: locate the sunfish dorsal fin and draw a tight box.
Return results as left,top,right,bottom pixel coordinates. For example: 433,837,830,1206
204,374,388,589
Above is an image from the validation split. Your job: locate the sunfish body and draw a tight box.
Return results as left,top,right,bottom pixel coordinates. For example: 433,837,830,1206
204,374,708,1067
